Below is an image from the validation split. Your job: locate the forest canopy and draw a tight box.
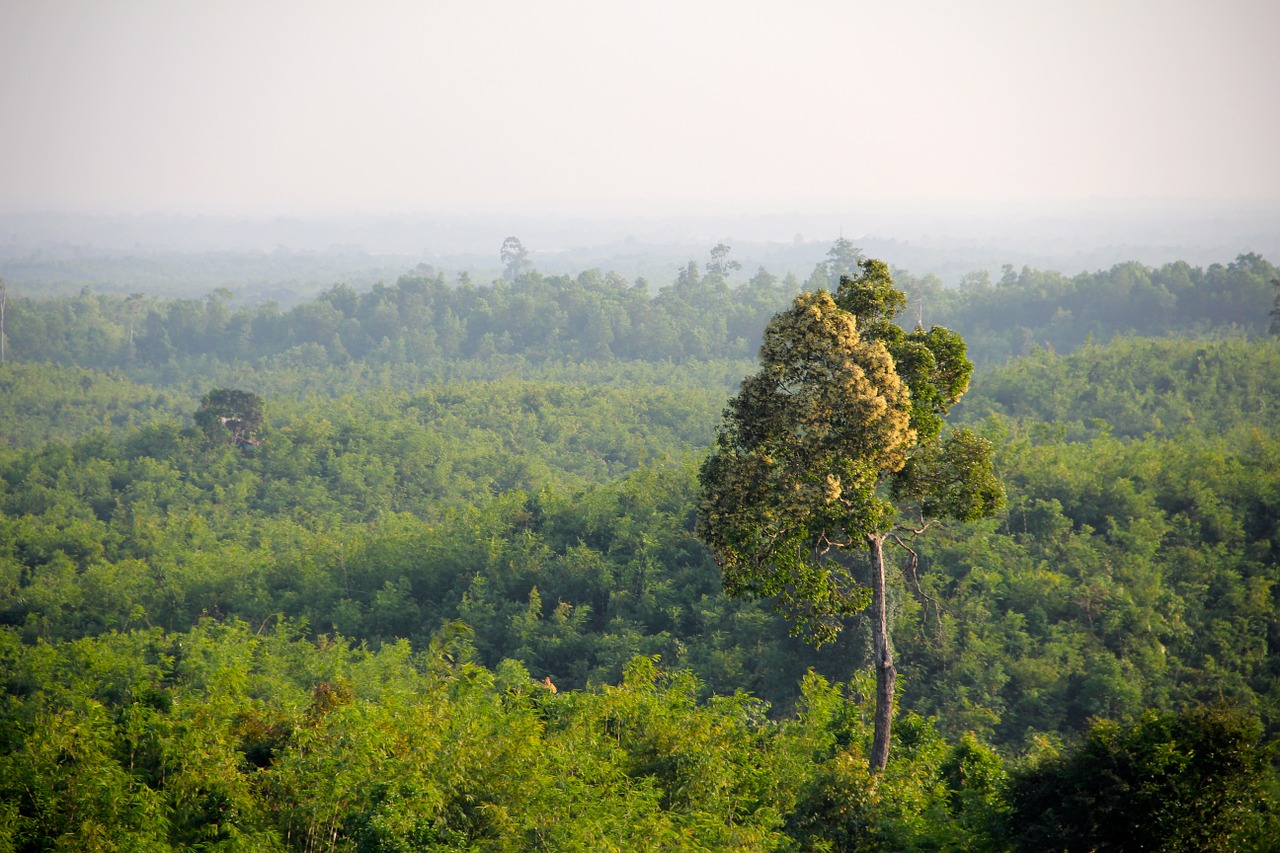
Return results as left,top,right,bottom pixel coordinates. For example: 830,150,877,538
1,246,1279,850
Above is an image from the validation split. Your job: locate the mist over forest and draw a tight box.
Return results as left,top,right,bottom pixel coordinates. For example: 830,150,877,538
5,204,1278,302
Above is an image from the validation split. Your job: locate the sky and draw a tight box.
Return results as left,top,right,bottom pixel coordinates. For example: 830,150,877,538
2,0,1279,219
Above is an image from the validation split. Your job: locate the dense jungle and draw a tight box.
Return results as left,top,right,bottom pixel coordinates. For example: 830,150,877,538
2,242,1279,851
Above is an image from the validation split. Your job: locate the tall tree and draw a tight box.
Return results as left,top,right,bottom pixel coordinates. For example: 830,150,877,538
808,236,864,290
501,237,532,283
706,243,742,278
826,236,862,281
696,259,1002,771
1270,276,1280,336
126,292,146,348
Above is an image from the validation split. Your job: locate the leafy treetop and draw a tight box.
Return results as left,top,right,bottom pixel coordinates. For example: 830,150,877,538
194,388,264,447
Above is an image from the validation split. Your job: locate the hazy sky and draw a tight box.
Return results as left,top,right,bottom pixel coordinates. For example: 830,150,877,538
3,0,1278,217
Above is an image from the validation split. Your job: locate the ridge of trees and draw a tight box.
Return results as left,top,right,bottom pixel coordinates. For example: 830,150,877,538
1,250,1274,377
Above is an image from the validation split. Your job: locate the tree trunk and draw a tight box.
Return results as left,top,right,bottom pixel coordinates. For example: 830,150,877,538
868,532,895,771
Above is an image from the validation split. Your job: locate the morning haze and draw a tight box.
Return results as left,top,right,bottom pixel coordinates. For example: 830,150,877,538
2,0,1278,229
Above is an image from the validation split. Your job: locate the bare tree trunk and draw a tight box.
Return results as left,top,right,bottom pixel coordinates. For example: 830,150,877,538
868,532,895,771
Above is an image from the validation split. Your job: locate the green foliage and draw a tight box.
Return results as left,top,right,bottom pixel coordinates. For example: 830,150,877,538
698,260,1000,639
892,428,1005,523
0,264,795,373
1005,705,1276,852
934,253,1279,364
195,387,266,447
3,331,1280,751
3,251,1280,848
697,286,914,639
0,624,1043,852
0,362,190,448
7,252,1274,376
0,627,814,851
1270,274,1280,336
698,259,1002,772
886,419,1278,741
956,335,1280,440
782,673,1009,851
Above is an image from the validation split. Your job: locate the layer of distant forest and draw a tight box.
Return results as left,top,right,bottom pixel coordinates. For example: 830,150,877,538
4,243,1275,374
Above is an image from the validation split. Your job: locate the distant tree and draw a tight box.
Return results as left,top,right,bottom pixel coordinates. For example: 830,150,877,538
320,283,359,317
697,259,1002,771
194,388,265,447
826,237,862,281
501,237,532,283
957,270,991,294
706,243,742,278
0,278,7,364
1270,276,1280,336
748,266,778,290
807,237,864,290
126,292,146,348
676,260,701,291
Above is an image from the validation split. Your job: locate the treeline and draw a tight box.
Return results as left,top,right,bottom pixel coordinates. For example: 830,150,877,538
1,265,794,369
3,247,1276,374
934,252,1279,363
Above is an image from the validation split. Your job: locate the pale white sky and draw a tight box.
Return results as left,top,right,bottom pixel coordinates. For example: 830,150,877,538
2,0,1278,217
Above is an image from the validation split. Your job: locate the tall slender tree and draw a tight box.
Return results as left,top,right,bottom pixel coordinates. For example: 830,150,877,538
126,292,146,348
501,236,532,283
697,258,1002,770
707,242,742,278
1269,276,1280,336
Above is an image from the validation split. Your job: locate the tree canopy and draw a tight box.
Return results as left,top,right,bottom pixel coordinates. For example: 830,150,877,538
698,259,1002,769
194,387,265,447
1,245,1278,848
